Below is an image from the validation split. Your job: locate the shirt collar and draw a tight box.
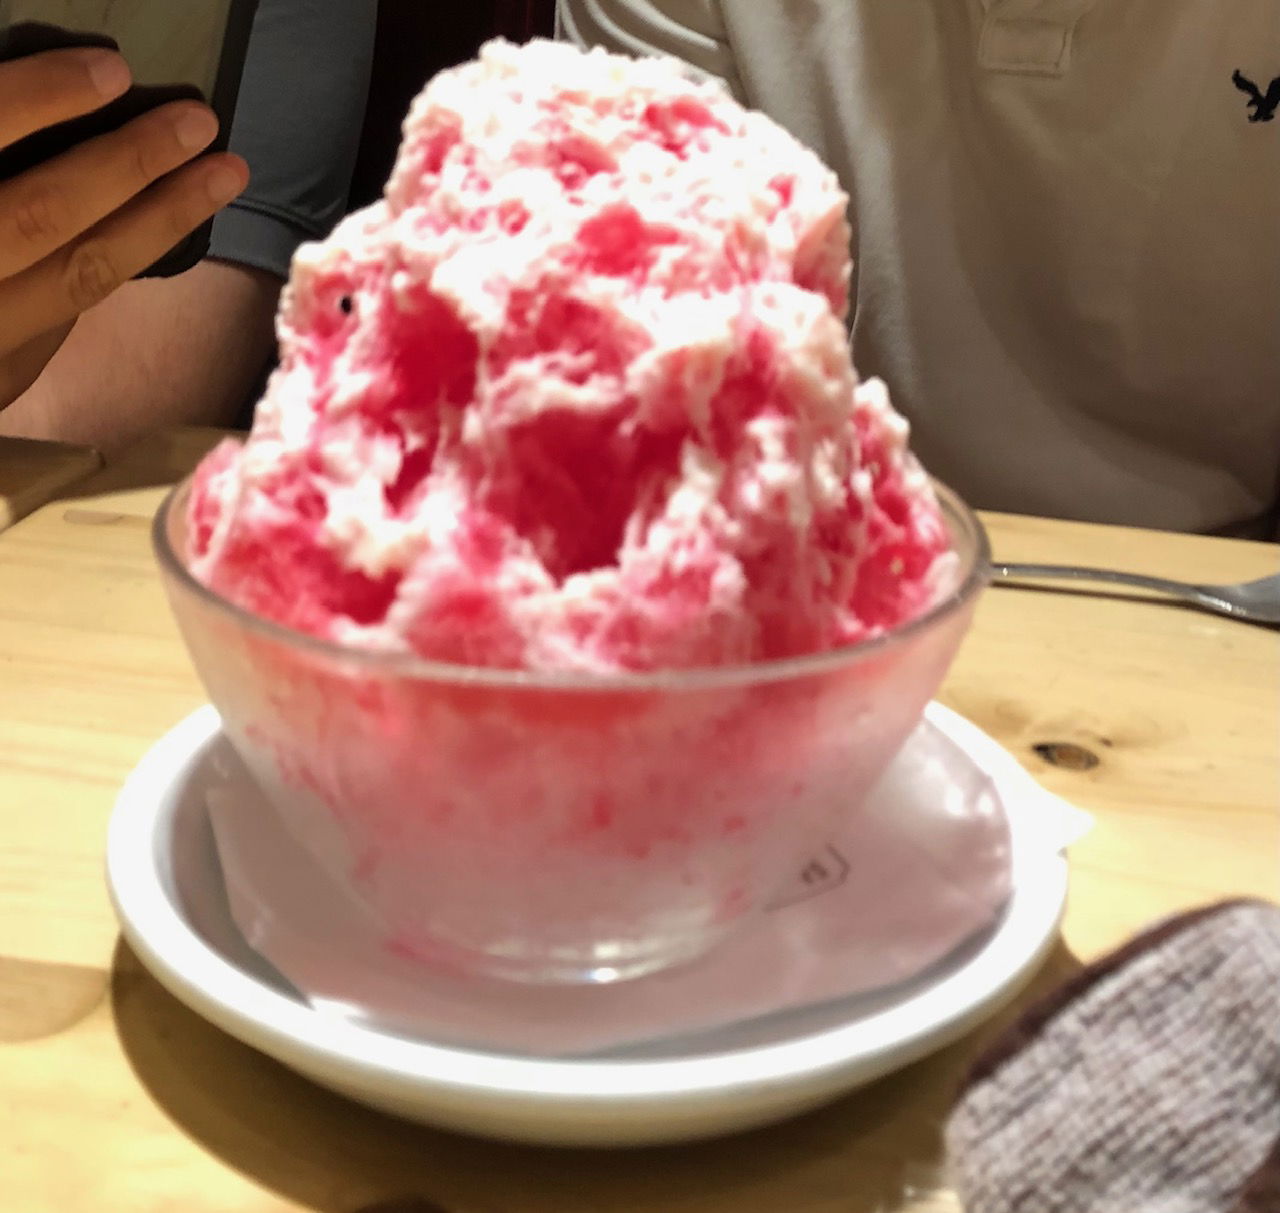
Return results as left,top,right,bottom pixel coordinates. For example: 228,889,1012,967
979,0,1101,75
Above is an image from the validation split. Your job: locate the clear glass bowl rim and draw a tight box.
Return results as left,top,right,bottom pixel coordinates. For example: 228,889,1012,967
153,471,991,692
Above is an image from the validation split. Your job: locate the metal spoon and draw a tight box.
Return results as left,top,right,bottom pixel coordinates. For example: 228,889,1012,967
991,562,1280,626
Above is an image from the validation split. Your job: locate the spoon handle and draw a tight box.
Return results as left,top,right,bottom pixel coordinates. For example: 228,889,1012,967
991,562,1219,610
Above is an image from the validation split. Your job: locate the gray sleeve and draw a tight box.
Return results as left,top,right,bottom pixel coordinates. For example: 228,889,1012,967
208,0,377,279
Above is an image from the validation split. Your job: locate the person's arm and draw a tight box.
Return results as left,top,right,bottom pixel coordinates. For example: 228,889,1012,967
0,258,277,451
0,45,248,418
2,0,376,453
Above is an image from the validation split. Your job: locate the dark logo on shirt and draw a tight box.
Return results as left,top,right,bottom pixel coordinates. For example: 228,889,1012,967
1232,70,1280,122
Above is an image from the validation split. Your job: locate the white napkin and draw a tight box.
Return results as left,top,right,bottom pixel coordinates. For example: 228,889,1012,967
206,704,1090,1057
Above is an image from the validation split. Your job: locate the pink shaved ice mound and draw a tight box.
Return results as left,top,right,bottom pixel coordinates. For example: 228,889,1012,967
187,39,953,673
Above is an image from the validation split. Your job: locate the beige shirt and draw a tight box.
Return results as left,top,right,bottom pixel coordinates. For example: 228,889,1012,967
559,0,1280,535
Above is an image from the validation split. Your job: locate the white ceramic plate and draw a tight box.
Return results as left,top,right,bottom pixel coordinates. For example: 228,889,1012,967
107,703,1073,1147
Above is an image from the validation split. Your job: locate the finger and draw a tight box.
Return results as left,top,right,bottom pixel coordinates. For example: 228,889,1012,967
0,48,131,150
0,100,220,279
0,153,248,350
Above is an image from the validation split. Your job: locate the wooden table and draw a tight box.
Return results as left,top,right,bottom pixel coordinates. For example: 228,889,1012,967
2,429,1277,1212
0,436,102,531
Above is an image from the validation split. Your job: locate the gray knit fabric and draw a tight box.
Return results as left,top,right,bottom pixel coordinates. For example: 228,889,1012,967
946,902,1280,1213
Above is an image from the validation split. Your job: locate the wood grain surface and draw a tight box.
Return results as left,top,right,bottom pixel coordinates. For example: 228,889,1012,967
0,436,102,532
1,429,1276,1211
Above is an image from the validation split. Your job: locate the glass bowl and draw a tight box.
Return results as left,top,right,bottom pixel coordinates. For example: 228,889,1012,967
154,473,989,984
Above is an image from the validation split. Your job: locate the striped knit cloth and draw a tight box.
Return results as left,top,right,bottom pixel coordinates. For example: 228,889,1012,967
947,900,1280,1212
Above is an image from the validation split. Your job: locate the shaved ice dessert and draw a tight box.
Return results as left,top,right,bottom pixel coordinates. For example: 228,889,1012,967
157,40,985,983
187,39,951,670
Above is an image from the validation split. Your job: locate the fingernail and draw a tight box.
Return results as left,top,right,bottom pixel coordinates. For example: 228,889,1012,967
175,107,219,151
84,50,131,99
205,163,246,205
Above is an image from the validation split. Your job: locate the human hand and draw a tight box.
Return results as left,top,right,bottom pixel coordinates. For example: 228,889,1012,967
0,46,249,408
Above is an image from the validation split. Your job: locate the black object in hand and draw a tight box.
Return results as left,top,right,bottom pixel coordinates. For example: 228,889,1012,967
0,22,215,278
